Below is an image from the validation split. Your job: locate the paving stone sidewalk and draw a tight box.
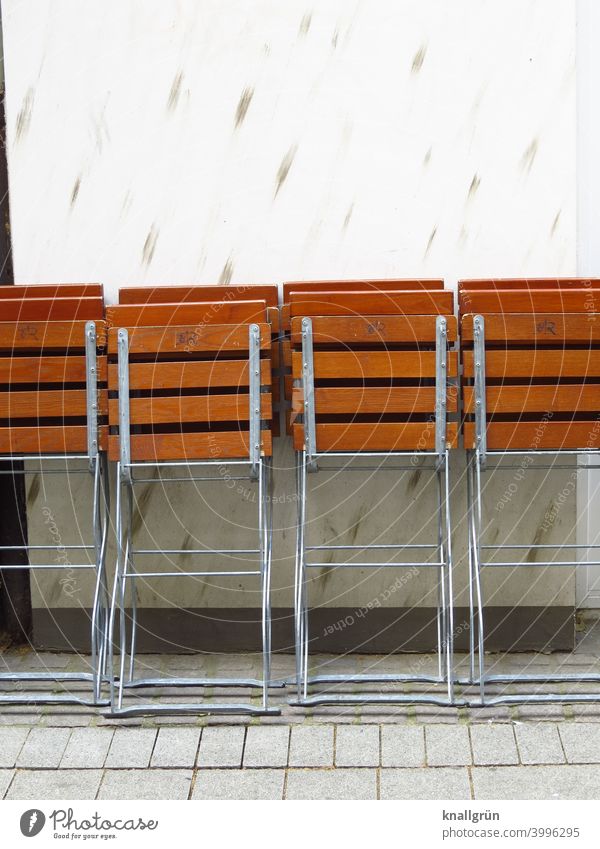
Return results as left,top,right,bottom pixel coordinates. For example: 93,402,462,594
1,647,600,800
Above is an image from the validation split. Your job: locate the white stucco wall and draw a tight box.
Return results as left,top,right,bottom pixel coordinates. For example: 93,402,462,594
1,0,578,625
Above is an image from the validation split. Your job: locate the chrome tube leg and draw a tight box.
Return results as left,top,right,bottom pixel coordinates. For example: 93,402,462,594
436,465,447,682
473,451,486,704
127,481,137,682
99,455,111,678
265,459,274,679
90,453,102,701
258,457,270,710
443,450,455,703
293,451,304,699
107,463,125,711
466,452,475,684
299,454,310,700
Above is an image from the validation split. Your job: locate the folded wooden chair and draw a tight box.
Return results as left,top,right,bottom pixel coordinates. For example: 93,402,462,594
0,283,109,706
460,278,600,705
106,296,279,715
288,285,458,706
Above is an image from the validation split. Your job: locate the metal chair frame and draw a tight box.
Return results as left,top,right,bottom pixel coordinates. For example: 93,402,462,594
108,323,280,716
291,315,455,707
464,313,600,706
0,320,110,707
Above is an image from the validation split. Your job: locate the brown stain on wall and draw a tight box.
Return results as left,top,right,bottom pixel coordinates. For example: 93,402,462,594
142,225,159,266
274,145,298,197
424,225,437,257
15,88,34,141
167,72,183,112
411,45,427,74
219,258,234,285
521,139,539,174
70,178,81,207
299,12,312,36
467,173,481,199
234,87,254,129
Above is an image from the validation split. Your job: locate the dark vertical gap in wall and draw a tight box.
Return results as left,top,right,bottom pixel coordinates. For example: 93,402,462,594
0,5,32,645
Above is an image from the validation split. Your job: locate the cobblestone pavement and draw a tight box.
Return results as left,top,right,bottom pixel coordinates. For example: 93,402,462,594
2,638,600,800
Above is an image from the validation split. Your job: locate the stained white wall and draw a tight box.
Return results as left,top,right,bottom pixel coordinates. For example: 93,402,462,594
1,0,578,623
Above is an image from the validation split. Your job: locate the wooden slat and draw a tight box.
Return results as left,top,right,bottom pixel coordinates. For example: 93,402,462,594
108,430,273,461
291,314,457,345
464,384,600,414
459,278,600,291
0,425,108,454
463,350,600,379
106,300,267,328
108,359,271,391
283,279,444,300
119,284,279,307
0,284,102,299
109,393,271,425
108,323,271,355
459,289,600,315
267,306,280,333
292,386,457,418
0,297,104,321
292,350,458,379
463,421,600,451
0,389,106,418
461,313,600,343
289,291,453,317
0,320,107,350
293,422,458,452
0,355,108,385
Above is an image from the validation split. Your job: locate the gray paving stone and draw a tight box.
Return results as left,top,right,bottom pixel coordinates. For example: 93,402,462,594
151,728,201,768
99,769,192,800
335,725,380,767
7,770,102,800
16,727,70,768
470,724,518,765
285,768,377,800
0,727,29,767
425,725,472,766
289,726,334,767
243,726,289,767
60,728,114,768
192,769,284,799
105,728,157,768
380,767,471,800
515,724,565,764
381,726,425,767
558,723,600,763
473,764,600,799
197,726,245,768
0,770,14,799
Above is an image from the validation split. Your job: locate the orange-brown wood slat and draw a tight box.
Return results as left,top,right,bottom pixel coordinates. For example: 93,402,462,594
292,350,458,380
458,289,600,315
108,359,271,391
289,291,453,317
291,314,457,345
461,313,600,343
463,421,600,451
0,389,107,418
291,386,457,418
463,350,600,379
293,422,458,452
106,300,267,328
0,284,103,300
0,355,108,385
463,384,600,415
108,430,273,462
0,320,107,350
107,323,271,355
0,425,108,454
459,278,600,291
119,284,279,307
0,297,104,321
108,393,272,426
283,279,444,300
